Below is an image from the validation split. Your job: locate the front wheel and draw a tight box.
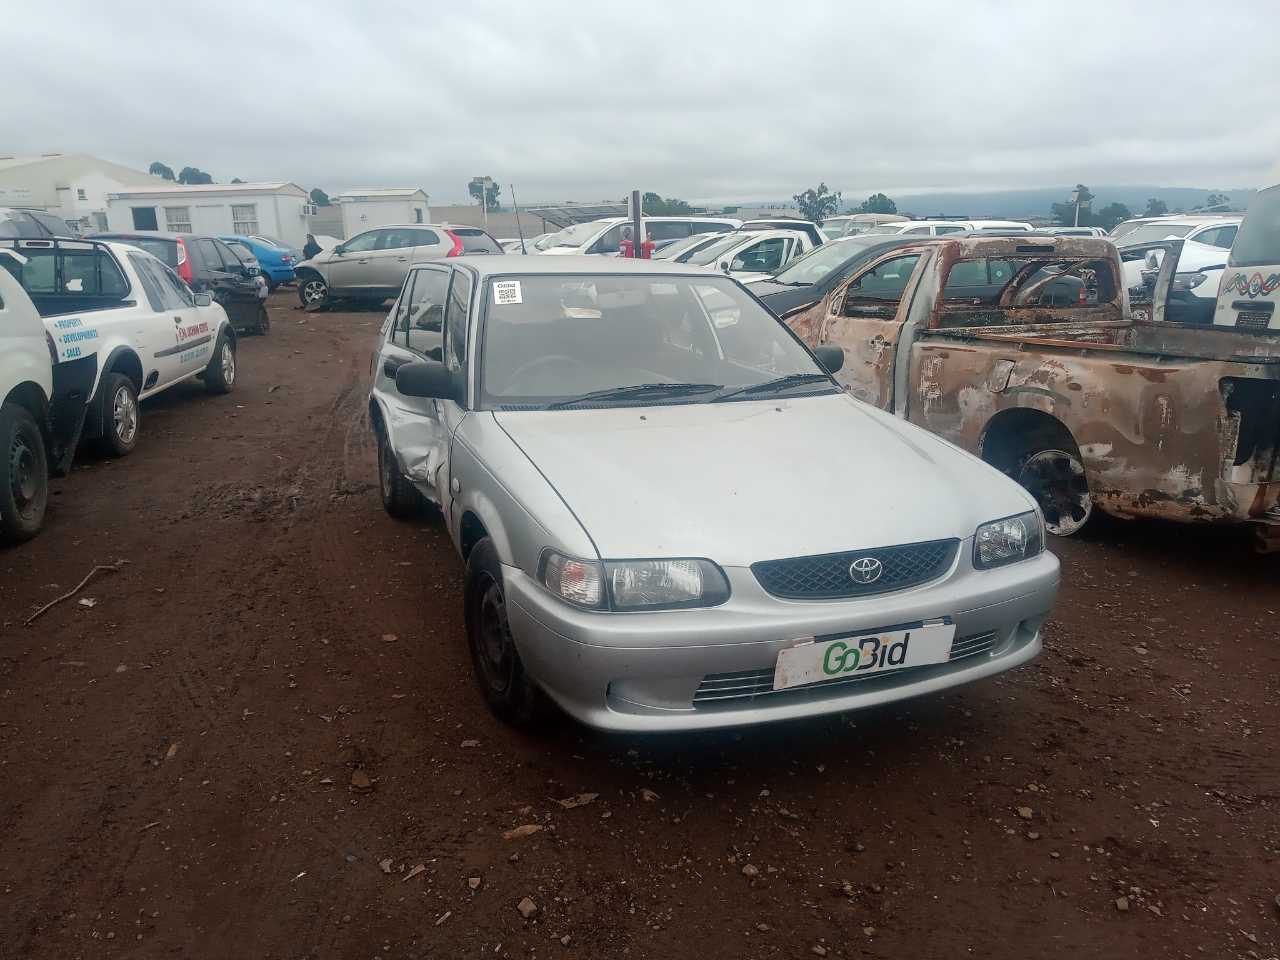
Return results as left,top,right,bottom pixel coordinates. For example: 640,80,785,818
98,373,139,457
464,538,550,727
377,428,421,519
1016,447,1092,537
0,404,49,545
298,275,328,308
205,335,236,394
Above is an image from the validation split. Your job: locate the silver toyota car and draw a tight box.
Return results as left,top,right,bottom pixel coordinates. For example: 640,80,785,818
369,255,1059,732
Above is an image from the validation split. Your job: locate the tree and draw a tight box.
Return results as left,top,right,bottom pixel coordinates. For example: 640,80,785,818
1094,202,1132,231
1205,192,1229,208
641,193,695,215
1050,184,1096,226
484,181,501,211
792,183,841,224
231,177,244,184
148,161,175,181
309,187,331,207
858,193,897,215
177,166,213,185
1143,198,1168,217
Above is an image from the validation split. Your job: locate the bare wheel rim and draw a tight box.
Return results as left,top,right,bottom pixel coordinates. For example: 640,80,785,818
8,430,39,513
113,386,138,445
1017,448,1091,536
221,343,236,385
302,279,327,303
379,438,395,500
475,573,514,695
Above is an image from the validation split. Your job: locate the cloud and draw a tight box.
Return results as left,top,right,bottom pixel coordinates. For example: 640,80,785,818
5,0,1278,203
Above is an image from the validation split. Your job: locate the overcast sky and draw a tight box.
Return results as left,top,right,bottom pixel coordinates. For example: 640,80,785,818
6,1,1279,204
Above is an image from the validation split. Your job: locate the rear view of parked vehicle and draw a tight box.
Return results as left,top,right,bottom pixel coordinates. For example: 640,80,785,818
538,217,741,256
222,234,296,290
93,231,269,335
294,223,501,308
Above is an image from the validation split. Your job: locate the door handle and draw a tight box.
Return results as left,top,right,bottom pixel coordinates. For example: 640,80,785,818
383,356,410,378
396,256,409,262
358,258,370,264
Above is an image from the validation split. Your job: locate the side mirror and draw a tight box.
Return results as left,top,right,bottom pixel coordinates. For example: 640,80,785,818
814,345,844,374
720,261,731,273
194,292,213,307
396,360,460,401
333,245,345,257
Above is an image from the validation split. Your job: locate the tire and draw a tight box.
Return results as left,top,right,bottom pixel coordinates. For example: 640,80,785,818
377,428,421,519
464,538,550,728
298,274,328,308
0,404,49,545
98,373,139,457
205,335,237,395
255,304,270,336
1015,446,1093,537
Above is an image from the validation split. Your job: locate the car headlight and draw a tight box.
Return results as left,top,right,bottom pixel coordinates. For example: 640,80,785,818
540,552,729,610
973,511,1044,570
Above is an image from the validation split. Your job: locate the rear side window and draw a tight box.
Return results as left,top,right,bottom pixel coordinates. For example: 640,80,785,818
412,229,441,246
938,257,1117,326
381,229,422,250
444,271,473,369
645,222,692,241
129,253,166,311
452,229,500,254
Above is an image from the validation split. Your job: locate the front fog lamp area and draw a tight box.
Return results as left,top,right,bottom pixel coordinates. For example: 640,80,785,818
540,552,729,610
973,511,1044,570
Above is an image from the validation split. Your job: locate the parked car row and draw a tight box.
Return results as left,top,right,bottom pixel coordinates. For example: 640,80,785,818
1,238,239,544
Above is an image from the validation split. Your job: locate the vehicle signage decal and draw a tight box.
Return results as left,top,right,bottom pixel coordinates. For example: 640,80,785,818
1221,271,1280,298
493,280,523,305
47,316,101,363
821,635,910,676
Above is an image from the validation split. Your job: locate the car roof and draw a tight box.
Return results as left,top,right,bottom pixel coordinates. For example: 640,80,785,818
438,254,732,279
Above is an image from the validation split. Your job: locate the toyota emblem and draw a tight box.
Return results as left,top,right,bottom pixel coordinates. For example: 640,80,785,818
849,556,883,584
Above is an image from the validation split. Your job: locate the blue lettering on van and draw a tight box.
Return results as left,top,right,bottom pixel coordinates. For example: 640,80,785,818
53,317,83,330
60,328,99,344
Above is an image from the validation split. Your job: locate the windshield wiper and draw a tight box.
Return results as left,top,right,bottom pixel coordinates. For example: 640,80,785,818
547,382,722,409
712,372,833,402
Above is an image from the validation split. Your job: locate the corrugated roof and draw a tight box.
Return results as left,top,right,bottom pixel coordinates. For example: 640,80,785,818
524,203,627,228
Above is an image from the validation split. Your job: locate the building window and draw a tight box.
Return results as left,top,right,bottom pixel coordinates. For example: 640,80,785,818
93,212,108,231
231,204,259,235
165,206,192,232
76,188,87,200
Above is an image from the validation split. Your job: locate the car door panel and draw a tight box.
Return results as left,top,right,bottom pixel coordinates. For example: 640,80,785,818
819,250,929,409
327,230,383,295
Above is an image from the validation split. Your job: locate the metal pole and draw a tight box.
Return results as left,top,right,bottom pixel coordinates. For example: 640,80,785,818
511,184,527,254
631,189,643,259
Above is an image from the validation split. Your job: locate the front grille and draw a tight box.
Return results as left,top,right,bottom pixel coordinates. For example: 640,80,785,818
692,629,997,708
751,538,959,600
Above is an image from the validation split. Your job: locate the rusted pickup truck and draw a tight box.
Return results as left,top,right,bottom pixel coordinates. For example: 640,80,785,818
780,235,1280,546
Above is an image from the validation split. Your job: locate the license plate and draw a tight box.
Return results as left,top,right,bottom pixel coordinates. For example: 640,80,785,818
773,620,956,691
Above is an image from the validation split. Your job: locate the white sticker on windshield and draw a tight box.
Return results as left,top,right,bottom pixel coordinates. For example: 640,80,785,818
493,280,522,305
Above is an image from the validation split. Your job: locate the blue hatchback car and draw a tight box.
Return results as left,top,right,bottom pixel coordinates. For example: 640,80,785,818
220,235,296,289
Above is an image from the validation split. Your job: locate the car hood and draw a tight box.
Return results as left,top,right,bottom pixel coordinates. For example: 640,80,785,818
493,393,1034,566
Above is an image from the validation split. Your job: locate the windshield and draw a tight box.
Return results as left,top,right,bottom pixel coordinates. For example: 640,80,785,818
1118,222,1195,245
1230,185,1280,268
773,237,879,284
549,221,611,248
479,274,830,408
685,235,744,266
653,233,720,261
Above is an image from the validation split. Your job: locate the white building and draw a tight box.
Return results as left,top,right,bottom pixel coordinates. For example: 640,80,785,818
0,153,170,233
105,182,312,248
336,188,430,237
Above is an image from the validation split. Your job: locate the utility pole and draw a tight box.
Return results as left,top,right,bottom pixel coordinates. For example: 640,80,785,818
1071,188,1081,227
630,189,643,258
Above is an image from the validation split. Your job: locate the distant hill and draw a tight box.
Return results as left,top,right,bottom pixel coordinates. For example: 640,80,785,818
728,186,1254,220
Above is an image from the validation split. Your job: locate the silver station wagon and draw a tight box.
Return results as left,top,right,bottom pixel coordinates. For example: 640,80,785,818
368,256,1059,732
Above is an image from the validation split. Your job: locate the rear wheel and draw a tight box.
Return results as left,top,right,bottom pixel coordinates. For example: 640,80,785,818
1016,447,1092,536
98,373,139,457
298,275,328,308
204,335,236,394
464,538,550,727
0,404,49,545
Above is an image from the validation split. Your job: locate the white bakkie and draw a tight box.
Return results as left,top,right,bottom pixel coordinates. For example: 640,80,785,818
0,238,239,543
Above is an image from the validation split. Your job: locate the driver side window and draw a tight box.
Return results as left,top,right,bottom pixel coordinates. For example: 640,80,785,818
396,268,449,358
343,231,381,254
841,254,920,319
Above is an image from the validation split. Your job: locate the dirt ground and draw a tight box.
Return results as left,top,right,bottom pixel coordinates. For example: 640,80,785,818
2,290,1278,960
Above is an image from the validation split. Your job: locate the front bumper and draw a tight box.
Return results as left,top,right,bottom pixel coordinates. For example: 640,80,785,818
504,548,1059,732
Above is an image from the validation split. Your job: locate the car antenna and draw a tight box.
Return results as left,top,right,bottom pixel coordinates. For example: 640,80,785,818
510,184,527,254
